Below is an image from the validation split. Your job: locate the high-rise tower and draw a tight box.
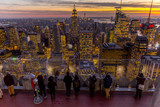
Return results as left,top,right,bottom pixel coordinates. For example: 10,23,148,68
127,36,148,81
70,3,79,51
79,31,93,61
71,3,78,37
130,19,141,42
7,26,20,51
0,27,7,49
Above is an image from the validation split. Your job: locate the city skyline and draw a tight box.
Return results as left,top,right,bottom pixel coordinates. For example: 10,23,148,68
0,0,159,18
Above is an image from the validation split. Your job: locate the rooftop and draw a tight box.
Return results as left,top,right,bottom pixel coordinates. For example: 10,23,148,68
102,43,123,50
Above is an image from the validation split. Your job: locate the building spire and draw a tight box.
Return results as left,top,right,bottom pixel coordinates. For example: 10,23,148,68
147,0,153,23
120,0,122,11
74,1,76,10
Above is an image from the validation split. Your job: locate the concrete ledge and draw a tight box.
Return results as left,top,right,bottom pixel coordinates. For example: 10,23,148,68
2,86,155,93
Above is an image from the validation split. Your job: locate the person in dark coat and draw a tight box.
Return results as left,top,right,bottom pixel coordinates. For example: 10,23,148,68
135,73,145,99
104,74,112,98
48,76,57,100
73,75,80,96
63,72,72,96
89,75,97,97
37,74,47,99
4,73,15,96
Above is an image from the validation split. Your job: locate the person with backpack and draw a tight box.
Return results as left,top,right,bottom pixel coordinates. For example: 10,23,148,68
104,74,112,99
73,75,80,96
135,73,145,99
48,76,57,100
63,72,72,96
89,75,97,97
30,73,38,97
4,72,15,96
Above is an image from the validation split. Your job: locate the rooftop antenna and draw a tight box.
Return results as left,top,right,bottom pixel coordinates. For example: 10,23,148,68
84,13,86,18
120,0,122,11
74,1,76,10
147,0,153,23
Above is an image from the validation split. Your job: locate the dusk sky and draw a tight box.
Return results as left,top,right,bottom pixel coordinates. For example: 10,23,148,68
0,0,159,18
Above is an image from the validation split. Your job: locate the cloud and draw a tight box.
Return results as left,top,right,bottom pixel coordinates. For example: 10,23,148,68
1,0,160,8
57,1,160,8
23,0,160,8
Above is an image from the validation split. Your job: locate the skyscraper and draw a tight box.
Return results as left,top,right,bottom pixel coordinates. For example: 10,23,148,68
7,26,20,51
28,32,41,53
140,23,156,46
127,36,148,81
130,19,140,42
50,24,62,54
79,31,93,61
44,26,50,48
71,3,78,37
18,30,26,51
0,27,7,49
70,3,79,51
114,9,129,43
99,43,123,77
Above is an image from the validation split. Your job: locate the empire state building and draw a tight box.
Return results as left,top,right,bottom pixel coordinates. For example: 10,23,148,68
71,3,78,37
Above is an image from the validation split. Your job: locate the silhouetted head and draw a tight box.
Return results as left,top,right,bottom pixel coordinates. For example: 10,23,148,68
48,76,54,82
139,73,144,77
67,72,69,76
106,74,110,79
6,72,10,76
75,75,78,80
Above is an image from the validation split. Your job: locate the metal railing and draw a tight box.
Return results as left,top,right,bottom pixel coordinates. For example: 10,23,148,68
0,58,159,91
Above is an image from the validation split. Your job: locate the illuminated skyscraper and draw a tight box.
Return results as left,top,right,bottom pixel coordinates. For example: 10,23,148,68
71,3,78,37
0,27,7,49
28,41,37,58
99,43,123,77
18,30,26,51
79,31,93,61
34,25,40,33
130,19,140,42
140,23,156,46
108,29,114,43
50,24,62,54
127,36,148,81
44,26,50,48
70,3,79,51
28,32,41,53
114,9,129,43
57,22,66,35
7,26,20,50
21,37,28,52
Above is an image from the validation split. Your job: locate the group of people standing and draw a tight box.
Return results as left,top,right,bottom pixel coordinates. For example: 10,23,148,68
63,72,113,98
30,72,146,100
0,72,146,100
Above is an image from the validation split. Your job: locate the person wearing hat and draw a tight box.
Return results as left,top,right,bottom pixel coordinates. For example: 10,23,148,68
4,72,15,96
30,73,38,96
